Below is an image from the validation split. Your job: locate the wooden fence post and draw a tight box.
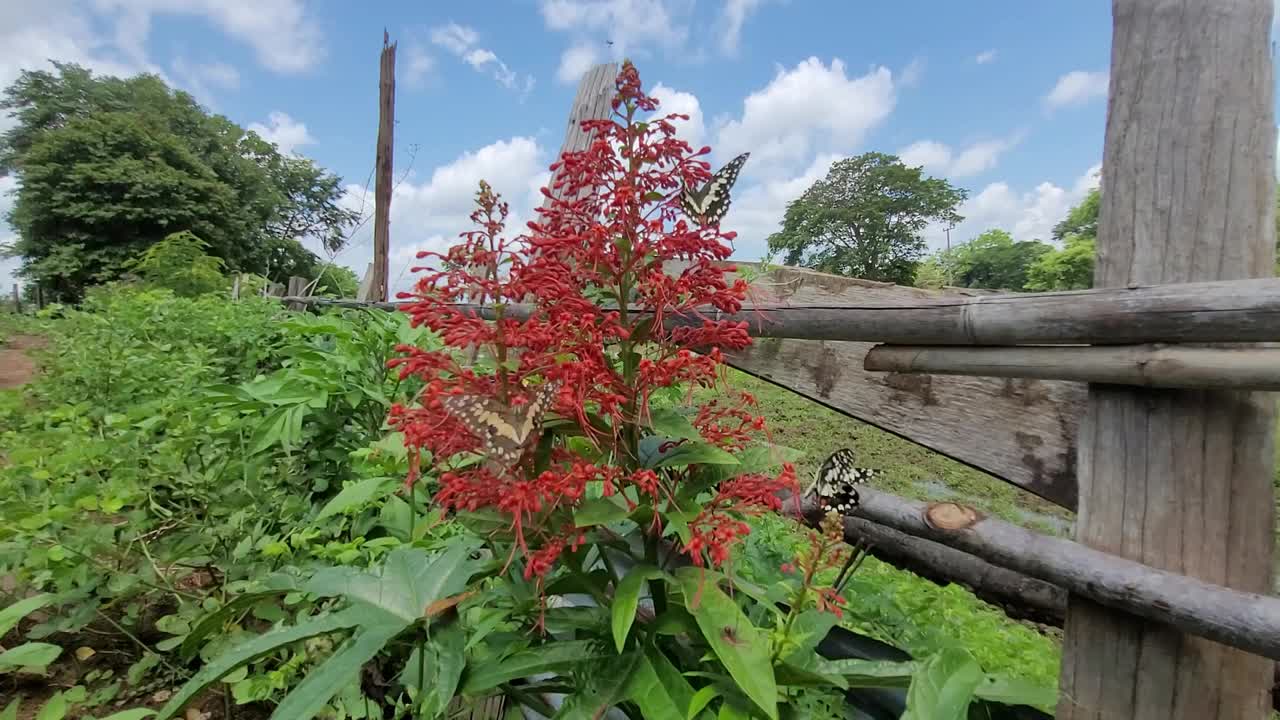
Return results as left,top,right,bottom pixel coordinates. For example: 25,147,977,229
1058,1,1277,717
370,31,396,303
11,284,20,314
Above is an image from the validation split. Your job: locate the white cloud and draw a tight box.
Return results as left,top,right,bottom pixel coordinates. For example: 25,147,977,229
557,44,600,85
975,49,997,64
1044,70,1109,110
170,57,239,104
539,0,690,60
922,163,1102,251
248,111,314,155
331,137,551,296
899,57,926,88
650,83,705,149
714,57,896,178
721,153,843,261
404,45,435,89
898,135,1022,178
718,0,763,55
91,0,324,74
430,22,531,93
0,175,21,292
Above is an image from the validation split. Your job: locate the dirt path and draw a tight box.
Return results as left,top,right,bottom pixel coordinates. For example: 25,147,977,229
0,334,44,389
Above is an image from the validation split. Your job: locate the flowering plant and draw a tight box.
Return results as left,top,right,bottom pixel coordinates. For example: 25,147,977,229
379,61,860,718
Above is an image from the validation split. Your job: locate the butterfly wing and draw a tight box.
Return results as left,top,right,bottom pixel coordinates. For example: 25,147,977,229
809,448,881,515
680,152,750,225
440,380,562,470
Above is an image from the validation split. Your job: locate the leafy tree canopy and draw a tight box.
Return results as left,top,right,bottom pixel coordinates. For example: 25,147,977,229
766,152,967,285
0,62,358,301
1025,188,1100,291
940,229,1052,291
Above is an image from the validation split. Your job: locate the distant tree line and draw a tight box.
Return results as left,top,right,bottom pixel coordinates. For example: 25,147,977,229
0,62,361,303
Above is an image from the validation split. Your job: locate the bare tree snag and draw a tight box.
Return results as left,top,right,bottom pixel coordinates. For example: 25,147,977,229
371,31,396,303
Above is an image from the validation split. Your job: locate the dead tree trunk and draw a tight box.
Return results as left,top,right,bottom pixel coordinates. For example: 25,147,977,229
1058,1,1277,717
371,31,396,303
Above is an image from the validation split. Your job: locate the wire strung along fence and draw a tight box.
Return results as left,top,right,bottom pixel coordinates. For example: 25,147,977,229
271,0,1278,716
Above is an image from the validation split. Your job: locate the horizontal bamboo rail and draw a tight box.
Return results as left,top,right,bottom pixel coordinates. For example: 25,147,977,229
864,344,1280,390
786,489,1280,661
279,276,1280,345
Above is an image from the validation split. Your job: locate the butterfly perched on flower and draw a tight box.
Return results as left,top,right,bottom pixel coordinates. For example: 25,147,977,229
680,152,749,226
806,448,881,515
440,379,563,475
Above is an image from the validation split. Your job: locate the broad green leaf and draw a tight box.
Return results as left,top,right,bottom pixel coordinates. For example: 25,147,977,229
0,594,53,637
973,675,1057,710
409,621,468,718
269,615,404,720
0,697,18,720
94,711,157,720
901,648,984,720
716,701,750,720
303,544,481,625
180,589,291,661
35,692,65,720
248,405,292,455
774,656,847,690
655,442,739,469
776,610,837,663
573,496,631,528
824,658,916,688
623,648,698,720
155,610,361,720
555,651,641,720
686,685,719,720
462,640,617,694
611,565,666,652
315,477,397,521
647,408,701,440
675,567,777,720
0,642,62,672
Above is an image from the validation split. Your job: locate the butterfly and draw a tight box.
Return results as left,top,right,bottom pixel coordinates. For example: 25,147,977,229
680,152,750,226
440,379,563,474
806,448,882,515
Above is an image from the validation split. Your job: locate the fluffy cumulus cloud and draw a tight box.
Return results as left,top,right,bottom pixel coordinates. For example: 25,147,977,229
330,137,551,296
403,44,435,89
650,83,705,149
898,134,1023,178
430,22,532,93
538,0,691,61
719,153,843,261
1044,70,1109,110
921,163,1102,251
556,44,600,85
248,111,315,155
717,0,765,55
714,57,896,178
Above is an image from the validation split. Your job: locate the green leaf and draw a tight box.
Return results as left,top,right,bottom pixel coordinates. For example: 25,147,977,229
461,640,617,694
647,409,701,440
180,589,292,661
0,594,53,637
411,621,468,718
657,441,740,469
624,648,698,720
94,711,157,720
303,544,481,625
572,496,631,529
269,616,404,720
35,692,66,720
972,675,1057,710
0,697,18,720
555,651,641,720
824,658,916,688
901,648,984,720
155,610,361,720
686,686,719,720
314,477,397,521
612,565,666,652
0,642,62,672
675,568,777,720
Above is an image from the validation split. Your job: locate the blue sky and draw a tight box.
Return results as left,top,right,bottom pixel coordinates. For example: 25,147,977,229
0,1,1267,294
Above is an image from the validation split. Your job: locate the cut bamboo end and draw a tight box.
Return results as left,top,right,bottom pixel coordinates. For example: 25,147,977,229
924,502,982,530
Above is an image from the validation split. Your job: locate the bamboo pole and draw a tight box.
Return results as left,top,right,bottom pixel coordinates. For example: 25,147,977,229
864,344,1280,390
784,489,1280,662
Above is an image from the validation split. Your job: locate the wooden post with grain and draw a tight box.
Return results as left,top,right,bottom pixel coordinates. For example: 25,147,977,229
370,31,396,303
1058,1,1277,717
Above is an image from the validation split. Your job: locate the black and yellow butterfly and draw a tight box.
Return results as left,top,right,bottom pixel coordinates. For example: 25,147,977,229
806,448,882,515
440,380,563,474
680,152,749,226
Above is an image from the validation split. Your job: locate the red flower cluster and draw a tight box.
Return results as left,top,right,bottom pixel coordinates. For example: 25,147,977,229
386,60,795,579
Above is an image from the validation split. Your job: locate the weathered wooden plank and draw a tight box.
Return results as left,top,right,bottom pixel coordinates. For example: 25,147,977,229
720,265,1085,509
786,488,1280,662
542,62,619,209
864,344,1280,390
1060,1,1278,718
370,32,396,303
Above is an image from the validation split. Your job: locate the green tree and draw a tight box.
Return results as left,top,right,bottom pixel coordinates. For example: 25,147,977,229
0,62,357,301
766,152,967,285
912,254,949,289
1025,188,1100,291
128,230,227,297
313,264,360,298
943,229,1052,291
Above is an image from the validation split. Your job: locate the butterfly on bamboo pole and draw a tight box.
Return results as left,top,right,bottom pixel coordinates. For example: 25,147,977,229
679,152,749,227
805,447,883,515
439,379,564,475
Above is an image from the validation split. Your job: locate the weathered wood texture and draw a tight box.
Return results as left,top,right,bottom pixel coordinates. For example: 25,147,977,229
720,265,1086,510
864,344,1280,390
1060,1,1278,718
787,488,1280,662
370,32,396,303
542,63,618,209
841,514,1067,626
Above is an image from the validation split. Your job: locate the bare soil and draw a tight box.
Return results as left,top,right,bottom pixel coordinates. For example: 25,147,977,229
0,334,44,389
